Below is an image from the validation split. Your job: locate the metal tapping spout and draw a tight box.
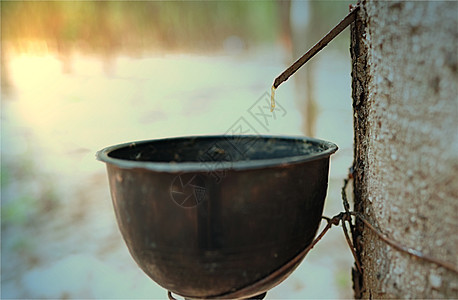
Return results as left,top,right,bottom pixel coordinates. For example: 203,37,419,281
272,5,360,91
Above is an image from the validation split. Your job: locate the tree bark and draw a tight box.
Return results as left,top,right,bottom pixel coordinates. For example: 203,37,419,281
351,1,458,298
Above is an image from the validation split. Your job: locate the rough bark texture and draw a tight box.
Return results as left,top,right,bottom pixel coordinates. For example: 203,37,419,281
351,1,458,298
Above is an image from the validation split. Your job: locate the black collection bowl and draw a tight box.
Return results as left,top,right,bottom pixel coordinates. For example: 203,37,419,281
97,135,337,299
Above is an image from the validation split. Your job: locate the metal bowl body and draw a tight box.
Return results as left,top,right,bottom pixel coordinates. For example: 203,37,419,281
97,135,337,299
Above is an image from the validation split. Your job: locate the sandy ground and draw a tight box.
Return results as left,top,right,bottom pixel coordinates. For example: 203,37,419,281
1,47,354,299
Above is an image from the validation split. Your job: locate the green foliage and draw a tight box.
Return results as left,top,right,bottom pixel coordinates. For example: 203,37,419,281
2,194,35,226
336,268,350,288
1,152,59,228
2,1,279,53
1,163,10,189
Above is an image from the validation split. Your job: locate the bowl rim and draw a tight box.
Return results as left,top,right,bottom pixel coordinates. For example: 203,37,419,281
96,135,338,172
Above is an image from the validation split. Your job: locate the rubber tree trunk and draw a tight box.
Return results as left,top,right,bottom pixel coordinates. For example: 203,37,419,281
350,1,458,298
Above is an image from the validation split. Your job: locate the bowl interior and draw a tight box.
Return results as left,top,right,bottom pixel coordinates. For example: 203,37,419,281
99,135,337,171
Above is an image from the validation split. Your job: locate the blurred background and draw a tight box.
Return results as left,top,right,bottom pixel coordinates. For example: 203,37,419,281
1,1,355,298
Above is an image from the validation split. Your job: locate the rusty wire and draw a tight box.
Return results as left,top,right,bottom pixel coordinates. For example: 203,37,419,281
340,173,458,275
350,211,458,274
